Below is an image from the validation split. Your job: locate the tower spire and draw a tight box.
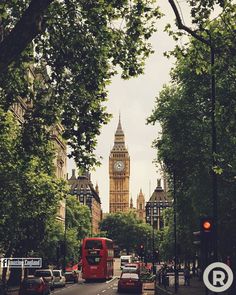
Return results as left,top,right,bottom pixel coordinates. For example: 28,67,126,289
130,195,133,209
115,113,124,136
112,114,126,149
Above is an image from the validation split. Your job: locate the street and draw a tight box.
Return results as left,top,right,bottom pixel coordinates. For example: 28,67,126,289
50,278,154,295
48,258,153,295
51,279,119,295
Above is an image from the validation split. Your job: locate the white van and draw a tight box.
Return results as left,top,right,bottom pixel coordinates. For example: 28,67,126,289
120,255,132,269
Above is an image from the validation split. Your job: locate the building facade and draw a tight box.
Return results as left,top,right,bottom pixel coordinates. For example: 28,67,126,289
146,179,172,230
109,117,130,213
68,170,102,235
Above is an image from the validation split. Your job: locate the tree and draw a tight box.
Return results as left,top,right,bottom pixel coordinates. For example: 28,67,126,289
0,0,161,169
148,6,236,269
38,196,91,269
66,195,91,241
100,212,154,255
0,107,67,283
0,0,53,72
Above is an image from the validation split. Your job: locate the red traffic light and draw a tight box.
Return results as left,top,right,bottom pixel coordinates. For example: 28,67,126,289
140,245,144,249
201,218,213,232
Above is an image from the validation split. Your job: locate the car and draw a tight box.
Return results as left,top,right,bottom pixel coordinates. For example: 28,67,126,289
64,271,79,283
120,255,132,269
52,270,66,287
122,263,140,273
0,279,7,295
34,269,55,290
118,272,143,293
18,277,50,295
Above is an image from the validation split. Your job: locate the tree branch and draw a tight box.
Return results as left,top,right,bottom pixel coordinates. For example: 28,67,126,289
168,0,211,47
0,0,53,73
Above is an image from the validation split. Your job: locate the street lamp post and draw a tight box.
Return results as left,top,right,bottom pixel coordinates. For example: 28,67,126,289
210,43,218,262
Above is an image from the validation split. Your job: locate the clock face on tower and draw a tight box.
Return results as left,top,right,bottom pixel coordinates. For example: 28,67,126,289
114,160,125,172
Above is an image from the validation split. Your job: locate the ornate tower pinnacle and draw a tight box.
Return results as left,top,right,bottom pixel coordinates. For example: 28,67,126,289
130,196,133,209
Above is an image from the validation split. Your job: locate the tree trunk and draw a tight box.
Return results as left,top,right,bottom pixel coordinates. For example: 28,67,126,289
0,0,53,73
7,248,25,286
1,245,13,283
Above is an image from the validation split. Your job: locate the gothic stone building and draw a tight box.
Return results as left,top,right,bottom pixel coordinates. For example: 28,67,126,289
68,170,102,235
146,180,172,230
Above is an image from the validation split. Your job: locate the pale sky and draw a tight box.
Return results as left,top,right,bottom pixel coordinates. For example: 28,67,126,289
68,2,190,212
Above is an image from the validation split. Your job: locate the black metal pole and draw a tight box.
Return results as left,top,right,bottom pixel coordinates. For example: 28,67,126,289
210,44,218,262
152,213,155,274
63,199,67,272
173,171,178,293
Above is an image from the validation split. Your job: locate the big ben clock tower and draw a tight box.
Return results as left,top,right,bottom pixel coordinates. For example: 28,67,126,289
109,116,130,213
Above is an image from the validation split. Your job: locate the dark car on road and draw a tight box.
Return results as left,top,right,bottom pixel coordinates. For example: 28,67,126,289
64,271,79,283
118,272,143,293
18,277,50,295
0,280,6,295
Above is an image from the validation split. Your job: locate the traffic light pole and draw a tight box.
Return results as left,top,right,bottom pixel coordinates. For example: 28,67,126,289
210,44,218,262
173,171,178,293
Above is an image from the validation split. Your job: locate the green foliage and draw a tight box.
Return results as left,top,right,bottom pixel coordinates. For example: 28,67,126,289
38,220,64,266
0,107,66,258
0,0,161,169
66,195,91,240
38,196,91,267
100,212,155,255
148,7,236,262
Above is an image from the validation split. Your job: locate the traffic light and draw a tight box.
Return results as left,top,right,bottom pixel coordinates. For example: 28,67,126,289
138,244,145,258
200,217,215,267
200,217,214,240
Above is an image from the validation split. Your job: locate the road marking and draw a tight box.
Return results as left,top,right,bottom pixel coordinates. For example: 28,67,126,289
106,276,118,284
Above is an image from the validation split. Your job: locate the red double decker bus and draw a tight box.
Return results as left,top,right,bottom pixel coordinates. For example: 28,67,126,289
82,237,114,281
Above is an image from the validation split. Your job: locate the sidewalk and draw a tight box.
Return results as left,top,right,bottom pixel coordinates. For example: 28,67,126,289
6,286,19,295
155,277,228,295
143,281,155,295
164,277,205,295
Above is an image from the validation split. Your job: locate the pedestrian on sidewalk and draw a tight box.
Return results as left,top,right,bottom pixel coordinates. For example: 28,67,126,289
184,266,190,286
157,269,162,286
192,264,196,277
162,265,168,289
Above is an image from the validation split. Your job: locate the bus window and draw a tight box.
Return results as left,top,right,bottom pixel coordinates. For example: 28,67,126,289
85,240,103,249
106,240,113,249
86,256,101,265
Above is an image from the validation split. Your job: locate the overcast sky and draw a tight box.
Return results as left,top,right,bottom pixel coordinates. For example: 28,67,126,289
68,2,190,213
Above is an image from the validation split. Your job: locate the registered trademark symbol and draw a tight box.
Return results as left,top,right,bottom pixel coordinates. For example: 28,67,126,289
203,262,234,292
